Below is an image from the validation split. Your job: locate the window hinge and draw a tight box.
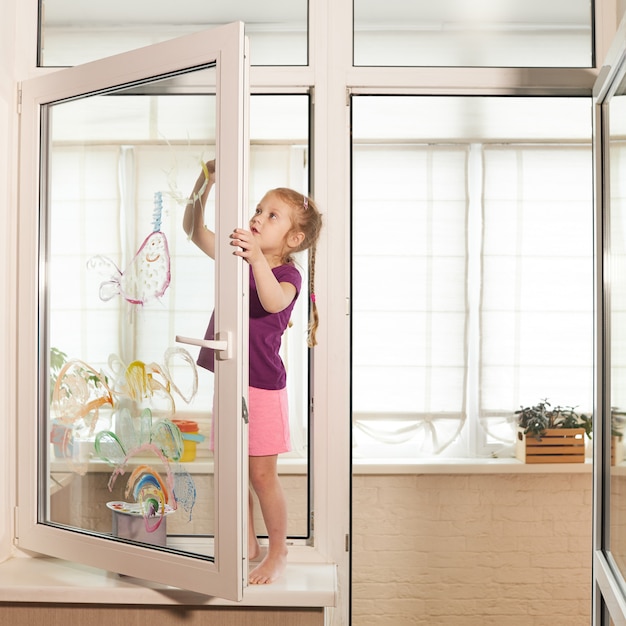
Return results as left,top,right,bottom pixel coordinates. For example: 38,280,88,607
346,88,351,107
17,83,22,115
345,533,350,552
242,396,249,424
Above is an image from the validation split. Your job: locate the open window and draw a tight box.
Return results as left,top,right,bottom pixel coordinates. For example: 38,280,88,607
593,15,626,623
16,22,250,601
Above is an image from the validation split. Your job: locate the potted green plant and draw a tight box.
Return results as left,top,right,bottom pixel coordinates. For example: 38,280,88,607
516,399,592,441
515,399,591,463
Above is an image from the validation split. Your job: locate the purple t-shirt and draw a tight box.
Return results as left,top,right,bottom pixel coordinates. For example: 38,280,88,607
197,263,302,390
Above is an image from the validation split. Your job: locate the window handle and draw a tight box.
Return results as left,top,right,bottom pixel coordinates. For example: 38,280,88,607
242,396,249,424
176,332,232,361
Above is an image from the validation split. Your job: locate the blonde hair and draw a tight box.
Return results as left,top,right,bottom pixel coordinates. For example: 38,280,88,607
271,188,323,347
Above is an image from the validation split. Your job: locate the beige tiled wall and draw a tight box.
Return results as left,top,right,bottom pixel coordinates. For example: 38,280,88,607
52,469,592,624
352,472,592,626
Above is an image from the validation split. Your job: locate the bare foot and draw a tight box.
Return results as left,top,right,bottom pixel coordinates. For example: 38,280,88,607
248,549,288,584
249,544,266,563
249,538,261,562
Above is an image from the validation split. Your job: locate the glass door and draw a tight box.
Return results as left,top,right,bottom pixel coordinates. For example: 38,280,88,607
17,22,249,601
594,17,626,625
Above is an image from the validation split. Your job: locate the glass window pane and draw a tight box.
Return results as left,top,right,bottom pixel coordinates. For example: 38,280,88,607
609,88,626,582
352,98,470,458
46,69,221,558
39,1,308,67
46,92,311,560
248,95,312,541
353,0,593,67
352,96,592,459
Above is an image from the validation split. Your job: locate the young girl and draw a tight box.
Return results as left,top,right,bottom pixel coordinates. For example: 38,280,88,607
183,160,322,584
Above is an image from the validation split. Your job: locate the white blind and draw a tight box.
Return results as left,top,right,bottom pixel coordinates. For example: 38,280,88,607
479,145,593,442
352,145,469,455
352,142,593,457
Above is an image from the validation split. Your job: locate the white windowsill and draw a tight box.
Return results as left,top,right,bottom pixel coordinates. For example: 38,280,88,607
0,548,336,608
50,456,309,476
352,457,594,474
53,455,597,477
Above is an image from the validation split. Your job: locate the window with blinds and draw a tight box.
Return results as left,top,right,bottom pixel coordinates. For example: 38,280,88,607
351,95,593,459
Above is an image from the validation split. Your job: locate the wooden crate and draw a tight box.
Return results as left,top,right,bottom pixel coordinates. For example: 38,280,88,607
613,435,624,466
516,427,586,463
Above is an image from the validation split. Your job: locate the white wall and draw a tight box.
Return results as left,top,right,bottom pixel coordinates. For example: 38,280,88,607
0,0,17,563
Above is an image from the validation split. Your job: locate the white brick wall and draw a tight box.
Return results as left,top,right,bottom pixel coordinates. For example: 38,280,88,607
352,472,592,626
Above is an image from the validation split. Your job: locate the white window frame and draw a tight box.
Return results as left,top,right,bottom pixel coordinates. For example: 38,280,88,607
16,22,250,601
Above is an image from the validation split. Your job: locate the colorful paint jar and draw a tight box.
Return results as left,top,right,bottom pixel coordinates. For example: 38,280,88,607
172,419,204,462
107,501,174,546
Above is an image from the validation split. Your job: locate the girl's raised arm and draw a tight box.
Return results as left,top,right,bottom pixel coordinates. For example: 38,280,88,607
183,160,216,259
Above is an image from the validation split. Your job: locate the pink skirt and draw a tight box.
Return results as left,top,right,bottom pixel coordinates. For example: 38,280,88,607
248,386,291,456
211,386,291,456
